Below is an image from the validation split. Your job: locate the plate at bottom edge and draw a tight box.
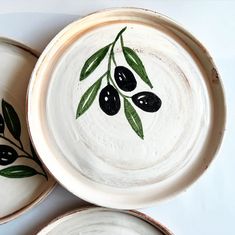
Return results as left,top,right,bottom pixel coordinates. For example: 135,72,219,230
37,207,173,235
0,38,55,224
27,8,226,209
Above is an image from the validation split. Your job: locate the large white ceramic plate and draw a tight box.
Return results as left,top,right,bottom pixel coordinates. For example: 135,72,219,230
27,8,226,209
0,38,55,224
37,207,173,235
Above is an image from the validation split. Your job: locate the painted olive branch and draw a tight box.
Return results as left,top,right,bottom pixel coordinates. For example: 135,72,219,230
0,135,47,179
109,77,131,99
0,99,48,179
106,27,132,99
0,134,31,157
76,26,161,139
107,27,127,83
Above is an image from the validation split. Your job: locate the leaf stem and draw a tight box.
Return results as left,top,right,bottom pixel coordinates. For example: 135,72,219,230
113,27,127,47
13,158,47,179
106,27,131,99
0,134,48,179
36,171,47,179
107,27,127,80
109,77,131,99
18,155,48,176
120,35,124,49
99,71,108,80
19,139,23,149
111,52,117,66
0,135,31,157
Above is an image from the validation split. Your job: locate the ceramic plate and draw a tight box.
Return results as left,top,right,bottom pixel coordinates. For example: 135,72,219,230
37,207,173,235
0,38,55,224
27,8,226,209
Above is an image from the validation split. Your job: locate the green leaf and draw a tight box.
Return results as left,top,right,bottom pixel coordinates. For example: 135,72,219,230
124,98,144,139
0,165,38,178
123,47,153,88
0,114,4,134
2,99,21,140
76,78,102,118
80,44,110,81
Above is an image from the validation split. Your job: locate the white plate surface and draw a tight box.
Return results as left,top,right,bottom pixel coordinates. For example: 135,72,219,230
27,8,226,209
37,207,173,235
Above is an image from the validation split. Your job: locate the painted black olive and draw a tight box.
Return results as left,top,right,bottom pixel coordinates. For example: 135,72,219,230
0,114,4,134
0,145,18,166
114,66,137,92
132,91,162,112
99,84,120,116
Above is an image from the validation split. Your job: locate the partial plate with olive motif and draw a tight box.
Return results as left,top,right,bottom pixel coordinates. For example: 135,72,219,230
27,8,226,209
0,38,55,224
37,207,173,235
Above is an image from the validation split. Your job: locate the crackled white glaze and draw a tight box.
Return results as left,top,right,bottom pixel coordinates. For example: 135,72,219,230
0,39,54,223
38,208,167,235
28,8,226,208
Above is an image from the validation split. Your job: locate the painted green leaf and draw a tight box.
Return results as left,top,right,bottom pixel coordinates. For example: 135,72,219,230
2,99,21,140
0,165,38,178
124,98,144,139
123,47,153,89
0,114,4,134
80,44,110,81
76,78,102,118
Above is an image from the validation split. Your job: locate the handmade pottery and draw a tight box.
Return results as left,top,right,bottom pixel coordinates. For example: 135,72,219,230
0,38,55,224
37,207,173,235
27,8,226,209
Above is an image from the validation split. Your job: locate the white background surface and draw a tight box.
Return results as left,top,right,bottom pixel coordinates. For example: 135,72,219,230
0,1,234,234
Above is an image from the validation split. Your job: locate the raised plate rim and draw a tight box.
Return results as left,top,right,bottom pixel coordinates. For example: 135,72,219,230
27,7,226,209
36,206,174,235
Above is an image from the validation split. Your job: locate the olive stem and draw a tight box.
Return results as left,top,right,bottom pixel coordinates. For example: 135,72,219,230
37,172,48,179
19,139,23,149
18,155,48,180
111,51,117,66
112,27,127,48
106,27,131,99
97,71,108,85
99,71,108,80
109,77,131,99
0,135,30,157
17,155,47,179
0,134,47,179
120,35,124,49
107,27,127,82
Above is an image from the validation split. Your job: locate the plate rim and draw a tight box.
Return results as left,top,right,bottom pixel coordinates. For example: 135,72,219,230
0,37,56,225
36,206,174,235
26,7,226,209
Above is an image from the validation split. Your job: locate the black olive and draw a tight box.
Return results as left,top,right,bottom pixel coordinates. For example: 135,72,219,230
0,145,18,166
132,91,161,112
99,84,120,115
114,66,137,92
0,114,4,134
